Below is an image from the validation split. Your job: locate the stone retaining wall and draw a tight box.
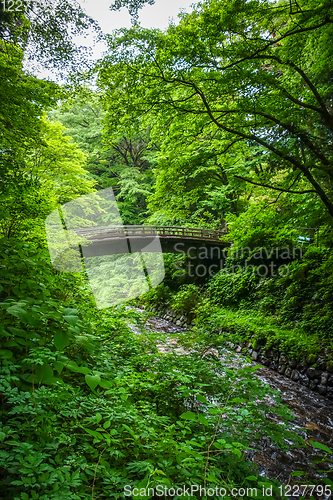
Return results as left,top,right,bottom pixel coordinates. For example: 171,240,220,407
145,304,333,402
148,305,194,329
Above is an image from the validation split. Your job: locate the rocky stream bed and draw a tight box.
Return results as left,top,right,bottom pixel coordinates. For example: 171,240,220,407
137,311,333,500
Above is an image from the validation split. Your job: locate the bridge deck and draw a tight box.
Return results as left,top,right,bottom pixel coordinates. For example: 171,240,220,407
75,225,227,243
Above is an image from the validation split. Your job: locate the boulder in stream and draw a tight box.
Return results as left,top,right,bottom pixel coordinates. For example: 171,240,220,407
317,384,327,395
278,364,286,374
309,378,319,390
291,370,300,382
320,372,329,386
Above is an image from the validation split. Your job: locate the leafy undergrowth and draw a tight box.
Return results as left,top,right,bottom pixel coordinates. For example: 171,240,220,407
0,240,302,500
191,302,325,363
143,244,333,362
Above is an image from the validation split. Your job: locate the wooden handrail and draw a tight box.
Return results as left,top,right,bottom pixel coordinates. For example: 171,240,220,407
75,225,227,242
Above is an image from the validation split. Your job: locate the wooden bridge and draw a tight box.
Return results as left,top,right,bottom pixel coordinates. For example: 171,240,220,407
75,225,229,258
75,225,226,241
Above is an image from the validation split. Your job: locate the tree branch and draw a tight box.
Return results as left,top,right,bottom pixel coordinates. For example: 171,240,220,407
252,54,333,128
234,175,316,194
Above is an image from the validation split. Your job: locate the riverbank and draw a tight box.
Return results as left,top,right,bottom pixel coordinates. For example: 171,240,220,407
142,303,333,402
141,310,333,496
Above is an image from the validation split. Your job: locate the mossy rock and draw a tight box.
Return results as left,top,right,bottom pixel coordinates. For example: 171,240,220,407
251,339,258,349
307,353,317,365
326,360,333,373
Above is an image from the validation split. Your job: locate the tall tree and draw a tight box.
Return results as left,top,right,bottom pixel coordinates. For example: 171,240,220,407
50,94,109,179
52,95,157,224
109,0,155,25
0,42,60,152
0,0,99,76
98,0,333,221
0,116,95,238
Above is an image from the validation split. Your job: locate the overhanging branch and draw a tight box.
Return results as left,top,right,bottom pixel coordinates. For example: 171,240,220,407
234,175,316,194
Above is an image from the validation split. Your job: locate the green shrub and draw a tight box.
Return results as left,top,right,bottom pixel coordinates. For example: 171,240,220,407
207,268,259,306
1,241,297,499
171,284,201,314
141,282,172,306
257,246,333,338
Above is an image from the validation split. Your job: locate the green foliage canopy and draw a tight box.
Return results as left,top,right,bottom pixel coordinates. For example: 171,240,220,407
98,0,333,222
52,94,157,224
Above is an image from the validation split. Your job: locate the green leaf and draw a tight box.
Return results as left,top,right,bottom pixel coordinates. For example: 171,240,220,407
0,349,13,359
209,408,222,415
54,331,70,350
7,327,27,337
34,363,54,384
197,414,209,426
232,442,246,448
310,441,332,454
96,413,102,424
53,361,65,374
196,394,208,404
83,428,104,440
291,471,307,477
187,441,202,447
63,308,79,315
75,335,94,350
122,424,139,439
99,379,113,389
63,315,79,327
206,475,219,484
137,473,149,490
85,374,101,391
7,306,36,326
180,411,197,421
66,361,90,375
244,476,258,481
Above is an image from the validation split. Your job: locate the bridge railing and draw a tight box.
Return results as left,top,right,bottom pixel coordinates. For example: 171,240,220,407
75,225,227,242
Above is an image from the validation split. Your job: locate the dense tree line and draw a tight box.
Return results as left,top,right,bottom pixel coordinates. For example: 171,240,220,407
98,0,333,226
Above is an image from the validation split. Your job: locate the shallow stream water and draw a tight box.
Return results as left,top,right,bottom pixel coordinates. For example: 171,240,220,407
139,312,333,500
